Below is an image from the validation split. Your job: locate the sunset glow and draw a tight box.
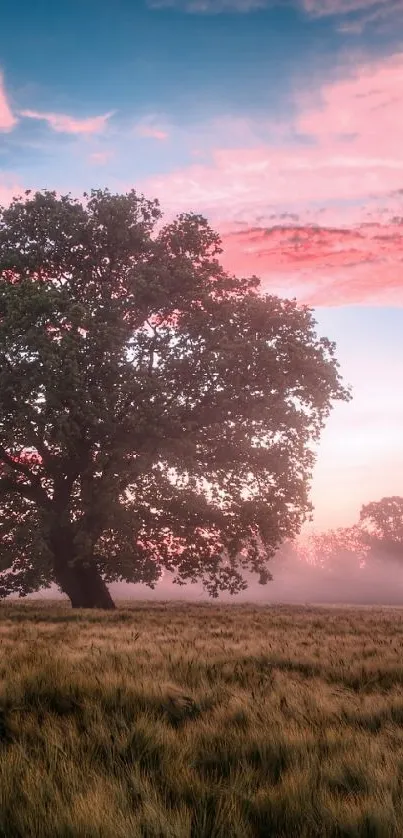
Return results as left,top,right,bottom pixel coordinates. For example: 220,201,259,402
1,0,402,534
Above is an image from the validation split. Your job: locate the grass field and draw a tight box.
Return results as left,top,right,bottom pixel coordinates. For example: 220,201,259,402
1,601,403,837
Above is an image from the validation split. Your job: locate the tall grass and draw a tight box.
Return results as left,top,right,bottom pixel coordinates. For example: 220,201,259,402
1,600,403,836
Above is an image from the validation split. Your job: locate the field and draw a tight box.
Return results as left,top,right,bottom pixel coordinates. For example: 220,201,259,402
1,602,403,837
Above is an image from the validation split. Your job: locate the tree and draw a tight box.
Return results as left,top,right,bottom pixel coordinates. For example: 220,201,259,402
0,189,351,609
360,497,403,564
299,526,368,579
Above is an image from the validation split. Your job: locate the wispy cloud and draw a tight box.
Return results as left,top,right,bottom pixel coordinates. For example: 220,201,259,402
144,51,403,213
0,72,17,132
135,124,169,140
303,0,396,17
303,0,403,32
147,0,268,12
19,109,114,135
148,0,403,29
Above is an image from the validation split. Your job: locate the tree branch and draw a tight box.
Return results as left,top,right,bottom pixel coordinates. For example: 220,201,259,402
26,423,54,472
0,445,40,483
0,475,50,508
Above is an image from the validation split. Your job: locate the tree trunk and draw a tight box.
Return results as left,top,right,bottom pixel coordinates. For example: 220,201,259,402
51,530,116,609
56,561,116,609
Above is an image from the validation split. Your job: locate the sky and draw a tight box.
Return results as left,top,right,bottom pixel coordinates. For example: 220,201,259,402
1,0,402,536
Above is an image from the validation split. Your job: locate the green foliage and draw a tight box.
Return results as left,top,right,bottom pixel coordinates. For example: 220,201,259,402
0,189,351,600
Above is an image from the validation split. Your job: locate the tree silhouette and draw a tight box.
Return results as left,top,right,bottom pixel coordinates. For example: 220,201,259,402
300,526,368,579
0,189,351,608
360,496,403,564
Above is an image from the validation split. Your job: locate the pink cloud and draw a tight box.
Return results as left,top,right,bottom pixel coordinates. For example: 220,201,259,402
145,146,403,214
19,109,114,135
0,177,24,207
141,50,403,306
145,46,403,210
135,125,169,141
0,72,16,132
295,51,403,156
219,222,403,306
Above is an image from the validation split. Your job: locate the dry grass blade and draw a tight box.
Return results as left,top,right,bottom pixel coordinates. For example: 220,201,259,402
0,600,402,837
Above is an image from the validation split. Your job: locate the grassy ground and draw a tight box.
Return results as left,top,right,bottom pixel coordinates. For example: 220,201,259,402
1,602,403,837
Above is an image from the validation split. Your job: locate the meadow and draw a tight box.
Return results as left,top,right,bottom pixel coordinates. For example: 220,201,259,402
1,601,403,837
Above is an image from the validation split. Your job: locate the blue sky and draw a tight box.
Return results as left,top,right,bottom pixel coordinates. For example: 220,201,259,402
0,0,348,192
0,1,367,114
1,0,403,531
2,0,402,191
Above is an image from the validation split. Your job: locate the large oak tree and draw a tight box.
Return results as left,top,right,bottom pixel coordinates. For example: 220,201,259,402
0,189,350,608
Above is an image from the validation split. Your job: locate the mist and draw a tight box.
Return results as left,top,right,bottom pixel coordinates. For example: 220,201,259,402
22,545,403,606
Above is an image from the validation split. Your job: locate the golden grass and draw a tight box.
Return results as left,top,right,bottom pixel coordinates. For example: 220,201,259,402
1,600,403,836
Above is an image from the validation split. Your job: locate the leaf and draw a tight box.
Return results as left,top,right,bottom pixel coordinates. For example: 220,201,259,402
0,188,351,601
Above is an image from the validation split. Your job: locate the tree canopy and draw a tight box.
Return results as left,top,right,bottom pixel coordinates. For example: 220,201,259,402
360,496,403,564
0,189,351,607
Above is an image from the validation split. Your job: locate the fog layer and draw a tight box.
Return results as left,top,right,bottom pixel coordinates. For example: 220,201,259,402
22,547,403,605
